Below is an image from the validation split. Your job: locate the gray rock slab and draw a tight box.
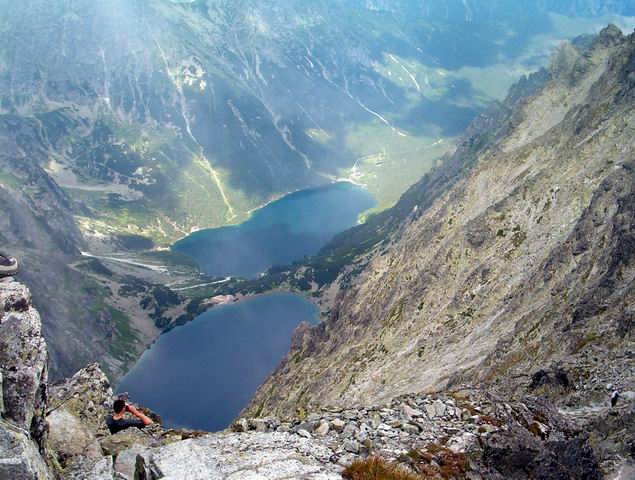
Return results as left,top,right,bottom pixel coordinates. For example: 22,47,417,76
63,456,115,480
114,443,151,480
0,419,52,480
47,409,102,465
0,280,48,432
150,431,342,480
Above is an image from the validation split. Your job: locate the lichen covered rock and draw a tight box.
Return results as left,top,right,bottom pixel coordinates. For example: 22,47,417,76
47,409,102,467
0,278,49,446
61,456,115,480
0,419,52,480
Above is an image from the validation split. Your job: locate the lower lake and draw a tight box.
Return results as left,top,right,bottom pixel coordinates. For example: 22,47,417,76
171,181,377,278
116,293,318,431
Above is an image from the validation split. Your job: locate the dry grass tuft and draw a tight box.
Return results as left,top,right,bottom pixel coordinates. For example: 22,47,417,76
409,443,470,479
343,456,427,480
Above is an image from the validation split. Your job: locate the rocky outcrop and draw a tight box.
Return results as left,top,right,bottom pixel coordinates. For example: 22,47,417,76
0,278,346,479
0,267,613,479
0,419,52,480
0,278,51,479
48,362,114,438
0,279,48,439
41,363,604,480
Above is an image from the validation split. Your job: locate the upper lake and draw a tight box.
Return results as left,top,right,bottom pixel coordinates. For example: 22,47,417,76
172,182,376,278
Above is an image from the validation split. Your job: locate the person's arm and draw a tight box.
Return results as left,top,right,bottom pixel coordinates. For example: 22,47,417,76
126,404,153,426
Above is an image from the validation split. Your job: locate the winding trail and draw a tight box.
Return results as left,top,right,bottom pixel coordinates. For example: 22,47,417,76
167,277,232,291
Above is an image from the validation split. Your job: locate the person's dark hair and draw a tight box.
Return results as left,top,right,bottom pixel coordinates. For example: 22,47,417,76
113,399,126,414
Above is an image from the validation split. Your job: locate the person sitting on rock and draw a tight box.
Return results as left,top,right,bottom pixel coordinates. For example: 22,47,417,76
0,252,18,278
106,400,153,434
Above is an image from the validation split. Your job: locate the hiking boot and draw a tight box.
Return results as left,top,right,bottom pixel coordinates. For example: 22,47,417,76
0,252,18,277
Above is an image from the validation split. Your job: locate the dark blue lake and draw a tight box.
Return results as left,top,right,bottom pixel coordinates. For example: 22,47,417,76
117,293,318,431
172,181,376,278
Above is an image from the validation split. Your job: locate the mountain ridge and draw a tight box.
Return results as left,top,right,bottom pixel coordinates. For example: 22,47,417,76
244,24,635,475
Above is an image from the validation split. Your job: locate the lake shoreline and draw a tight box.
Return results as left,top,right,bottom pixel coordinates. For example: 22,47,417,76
114,180,376,431
153,178,371,250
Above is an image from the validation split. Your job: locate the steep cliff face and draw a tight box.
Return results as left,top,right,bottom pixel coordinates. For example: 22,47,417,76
248,25,635,449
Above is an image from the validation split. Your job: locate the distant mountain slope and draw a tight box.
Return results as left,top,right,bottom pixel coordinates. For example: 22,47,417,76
2,0,632,245
354,0,635,19
247,25,634,443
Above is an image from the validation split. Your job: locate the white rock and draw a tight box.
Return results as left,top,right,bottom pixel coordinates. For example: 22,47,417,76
447,432,479,453
64,456,115,480
330,418,346,433
371,414,382,428
47,409,102,463
622,391,635,400
402,423,420,435
237,418,249,432
315,421,330,437
0,419,53,480
113,444,152,480
342,423,358,438
297,429,312,438
150,432,341,480
344,440,360,454
433,399,446,417
402,405,424,420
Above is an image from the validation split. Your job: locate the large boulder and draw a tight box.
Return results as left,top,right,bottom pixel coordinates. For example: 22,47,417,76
0,278,53,479
99,427,164,458
113,443,151,480
148,431,342,479
0,419,52,480
46,409,102,468
48,362,113,437
61,456,115,480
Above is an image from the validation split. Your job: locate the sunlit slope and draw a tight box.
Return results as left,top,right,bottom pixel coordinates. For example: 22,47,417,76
1,0,633,245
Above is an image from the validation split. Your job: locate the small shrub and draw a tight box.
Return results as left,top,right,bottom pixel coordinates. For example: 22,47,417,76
410,444,470,479
478,414,503,427
343,457,426,480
